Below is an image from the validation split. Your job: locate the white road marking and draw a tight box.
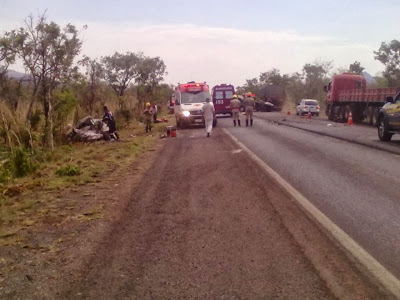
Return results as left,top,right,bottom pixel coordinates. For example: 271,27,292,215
231,149,243,154
223,128,400,298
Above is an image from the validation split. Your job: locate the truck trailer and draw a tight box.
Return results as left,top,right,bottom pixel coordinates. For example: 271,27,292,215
324,73,400,125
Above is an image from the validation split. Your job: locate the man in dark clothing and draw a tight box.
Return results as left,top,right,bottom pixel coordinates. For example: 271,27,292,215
103,106,119,139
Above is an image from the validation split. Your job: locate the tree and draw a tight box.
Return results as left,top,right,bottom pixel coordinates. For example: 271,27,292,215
259,68,290,87
374,39,400,87
286,72,306,103
7,13,82,148
349,61,364,75
0,35,16,96
101,52,141,108
135,56,167,109
79,55,104,115
302,60,332,100
374,73,389,88
236,78,259,95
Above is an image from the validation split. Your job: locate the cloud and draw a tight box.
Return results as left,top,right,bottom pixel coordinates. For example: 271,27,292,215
77,22,384,87
3,20,384,87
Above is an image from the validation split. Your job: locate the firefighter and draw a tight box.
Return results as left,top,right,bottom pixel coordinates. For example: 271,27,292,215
202,98,215,137
243,92,255,127
144,102,153,132
230,94,241,126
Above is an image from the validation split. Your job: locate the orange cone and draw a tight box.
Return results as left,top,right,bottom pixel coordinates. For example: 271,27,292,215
347,111,353,125
287,109,291,116
307,111,312,119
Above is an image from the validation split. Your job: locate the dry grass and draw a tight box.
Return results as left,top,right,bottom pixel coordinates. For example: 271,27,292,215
0,116,172,245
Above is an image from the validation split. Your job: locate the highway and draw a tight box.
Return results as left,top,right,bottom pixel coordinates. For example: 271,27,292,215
219,115,400,279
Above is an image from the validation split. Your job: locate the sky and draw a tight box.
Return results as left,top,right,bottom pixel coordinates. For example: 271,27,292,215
1,0,400,88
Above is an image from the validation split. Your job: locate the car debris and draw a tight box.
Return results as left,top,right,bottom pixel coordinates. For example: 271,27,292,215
66,116,117,142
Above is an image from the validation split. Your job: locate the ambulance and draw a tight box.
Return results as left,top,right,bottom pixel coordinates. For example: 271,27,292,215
174,81,217,129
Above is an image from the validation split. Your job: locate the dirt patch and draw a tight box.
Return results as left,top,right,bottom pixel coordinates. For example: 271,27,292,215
0,131,164,299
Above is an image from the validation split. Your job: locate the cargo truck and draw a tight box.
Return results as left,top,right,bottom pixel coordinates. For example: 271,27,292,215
258,86,286,112
324,73,400,125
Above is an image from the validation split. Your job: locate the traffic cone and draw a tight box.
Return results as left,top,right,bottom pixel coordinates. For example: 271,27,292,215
347,111,353,125
287,109,291,116
307,111,312,119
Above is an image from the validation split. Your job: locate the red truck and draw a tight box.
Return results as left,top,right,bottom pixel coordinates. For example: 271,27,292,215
212,84,235,115
324,73,400,125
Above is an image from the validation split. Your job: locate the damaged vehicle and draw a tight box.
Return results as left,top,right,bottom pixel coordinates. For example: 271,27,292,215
67,116,119,142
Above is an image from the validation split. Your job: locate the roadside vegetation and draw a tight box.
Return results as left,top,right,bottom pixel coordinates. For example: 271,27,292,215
0,121,170,246
0,12,173,244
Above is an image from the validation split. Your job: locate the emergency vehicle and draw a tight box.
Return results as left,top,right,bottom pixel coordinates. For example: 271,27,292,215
174,81,216,129
212,84,235,115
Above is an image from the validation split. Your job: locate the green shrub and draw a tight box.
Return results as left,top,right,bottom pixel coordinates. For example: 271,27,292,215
29,110,42,131
12,148,38,178
55,164,81,176
115,108,133,126
0,165,12,183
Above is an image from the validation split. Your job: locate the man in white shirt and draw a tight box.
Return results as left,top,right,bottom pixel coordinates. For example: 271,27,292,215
202,98,215,137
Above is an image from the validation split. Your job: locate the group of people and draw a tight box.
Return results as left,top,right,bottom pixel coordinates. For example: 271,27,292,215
103,94,254,139
230,93,255,127
202,93,255,138
102,102,159,139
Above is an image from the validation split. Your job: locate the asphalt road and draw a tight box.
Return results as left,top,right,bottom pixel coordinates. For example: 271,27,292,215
219,115,400,280
55,126,387,299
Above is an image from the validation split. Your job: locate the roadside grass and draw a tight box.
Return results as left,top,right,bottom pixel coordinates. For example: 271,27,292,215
0,118,171,245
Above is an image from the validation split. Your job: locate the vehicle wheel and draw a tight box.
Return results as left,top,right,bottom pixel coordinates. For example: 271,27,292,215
239,106,245,112
328,105,335,121
339,106,346,122
367,106,374,125
345,105,352,121
372,107,379,127
176,118,181,129
316,113,319,117
378,117,393,141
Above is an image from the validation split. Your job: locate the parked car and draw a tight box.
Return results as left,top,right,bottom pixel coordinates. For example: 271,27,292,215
296,99,320,116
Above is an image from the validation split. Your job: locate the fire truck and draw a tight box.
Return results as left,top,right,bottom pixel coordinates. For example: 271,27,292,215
212,84,235,115
324,73,400,125
174,81,216,129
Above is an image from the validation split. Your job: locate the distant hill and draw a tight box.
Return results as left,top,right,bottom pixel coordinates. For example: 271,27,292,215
6,69,31,81
362,71,377,86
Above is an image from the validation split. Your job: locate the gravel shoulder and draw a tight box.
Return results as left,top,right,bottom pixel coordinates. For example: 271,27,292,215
1,127,392,299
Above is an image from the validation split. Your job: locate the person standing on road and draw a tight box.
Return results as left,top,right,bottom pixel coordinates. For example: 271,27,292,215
144,102,153,133
230,94,241,127
243,93,255,127
202,98,216,137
